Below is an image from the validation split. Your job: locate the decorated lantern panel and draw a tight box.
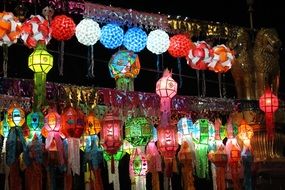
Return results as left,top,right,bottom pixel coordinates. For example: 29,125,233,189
129,148,148,176
177,117,194,137
125,117,152,147
100,113,123,155
7,102,25,127
26,111,44,141
61,107,85,138
85,111,101,136
157,125,179,159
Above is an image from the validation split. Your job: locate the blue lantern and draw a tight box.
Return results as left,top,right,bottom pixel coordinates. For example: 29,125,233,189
100,23,124,49
123,27,147,52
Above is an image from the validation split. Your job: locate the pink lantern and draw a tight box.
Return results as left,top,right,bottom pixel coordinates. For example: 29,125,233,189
168,34,193,58
156,69,177,124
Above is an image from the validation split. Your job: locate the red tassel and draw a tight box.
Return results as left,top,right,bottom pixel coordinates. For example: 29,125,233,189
64,173,73,190
94,168,104,190
9,161,22,190
25,162,43,190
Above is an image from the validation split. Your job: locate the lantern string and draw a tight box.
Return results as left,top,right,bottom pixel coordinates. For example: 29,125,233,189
156,55,160,79
161,54,164,71
177,58,183,88
196,70,200,97
3,44,8,78
218,73,222,98
202,70,206,97
59,41,65,76
87,45,95,78
222,73,227,97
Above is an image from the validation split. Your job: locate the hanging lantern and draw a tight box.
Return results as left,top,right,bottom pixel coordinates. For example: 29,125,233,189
100,113,123,155
125,117,152,147
208,44,235,73
61,107,85,138
259,88,279,139
7,102,25,127
146,29,170,55
100,23,124,49
157,125,178,177
84,111,101,136
108,50,140,91
0,114,9,138
75,18,101,46
0,12,22,46
28,43,53,111
156,69,177,125
177,117,194,143
168,34,193,58
51,15,75,41
21,15,51,48
187,41,213,70
237,120,253,150
123,27,147,52
26,111,44,141
41,109,65,165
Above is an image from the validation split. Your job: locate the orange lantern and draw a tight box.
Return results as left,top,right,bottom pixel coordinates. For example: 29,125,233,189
237,120,253,149
84,111,101,136
259,88,279,139
100,113,123,155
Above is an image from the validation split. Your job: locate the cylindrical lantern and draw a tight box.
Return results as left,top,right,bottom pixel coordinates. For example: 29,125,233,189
156,69,177,125
259,88,279,139
28,43,53,111
100,23,124,49
108,50,140,91
100,113,123,155
75,18,101,46
123,27,147,52
125,117,152,147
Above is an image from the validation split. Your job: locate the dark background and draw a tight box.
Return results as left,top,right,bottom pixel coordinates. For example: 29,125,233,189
0,0,285,190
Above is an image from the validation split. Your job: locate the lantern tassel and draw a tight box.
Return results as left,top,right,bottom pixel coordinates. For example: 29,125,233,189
111,156,115,174
59,41,64,76
218,73,222,98
87,45,95,78
177,58,183,88
202,70,206,97
265,112,274,139
195,144,209,178
3,44,8,78
33,72,47,111
196,70,200,97
67,137,80,175
156,55,160,79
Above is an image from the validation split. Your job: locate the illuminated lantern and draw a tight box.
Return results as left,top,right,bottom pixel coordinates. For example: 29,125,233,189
187,41,212,70
100,23,124,49
0,12,22,77
26,111,44,142
0,114,10,153
61,107,85,175
28,43,53,110
100,113,123,156
108,50,140,91
237,120,253,149
129,148,148,190
123,27,147,52
208,44,235,73
177,117,194,144
125,117,152,147
21,15,51,48
157,125,178,177
41,109,65,165
85,111,101,136
147,29,170,55
228,139,242,190
75,18,101,46
168,34,193,58
156,69,177,125
259,88,279,139
192,119,215,178
51,15,75,41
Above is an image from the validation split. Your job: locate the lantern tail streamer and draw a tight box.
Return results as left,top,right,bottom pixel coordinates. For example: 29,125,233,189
59,41,64,76
9,160,22,190
25,162,42,190
3,44,8,77
34,72,47,111
67,137,80,175
177,58,183,88
156,55,160,79
195,144,209,178
196,70,200,97
202,70,206,97
87,45,95,78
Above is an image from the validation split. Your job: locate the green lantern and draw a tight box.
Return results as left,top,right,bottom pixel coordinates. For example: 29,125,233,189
125,117,152,147
28,44,53,111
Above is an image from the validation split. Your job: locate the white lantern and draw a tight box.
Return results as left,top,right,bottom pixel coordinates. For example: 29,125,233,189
146,29,170,55
75,18,101,46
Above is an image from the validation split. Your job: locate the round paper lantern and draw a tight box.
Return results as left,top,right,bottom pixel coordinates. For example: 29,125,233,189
259,88,278,138
146,29,170,55
0,12,22,46
75,18,101,46
100,23,124,49
123,27,147,52
84,111,101,136
208,44,235,73
187,41,213,70
21,15,51,48
100,113,123,155
51,15,76,41
168,34,193,58
125,117,152,147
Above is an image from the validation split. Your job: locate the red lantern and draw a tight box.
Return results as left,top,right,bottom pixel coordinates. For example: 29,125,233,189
61,107,84,138
187,41,212,70
50,15,75,41
100,113,123,155
168,34,193,58
259,88,279,138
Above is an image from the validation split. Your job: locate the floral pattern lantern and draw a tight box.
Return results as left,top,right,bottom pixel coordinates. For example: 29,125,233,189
123,27,147,52
100,23,124,49
108,50,140,91
75,18,101,46
125,117,152,147
156,69,177,125
51,15,75,41
147,29,170,55
259,88,279,139
168,34,193,58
